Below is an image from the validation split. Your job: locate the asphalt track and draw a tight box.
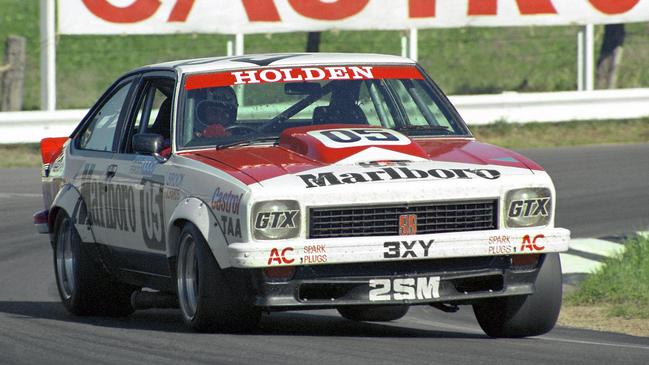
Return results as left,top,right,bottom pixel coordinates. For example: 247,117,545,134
0,144,648,364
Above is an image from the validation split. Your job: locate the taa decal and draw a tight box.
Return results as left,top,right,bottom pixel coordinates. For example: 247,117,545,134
307,128,410,148
299,167,501,188
369,276,441,302
220,215,242,238
508,198,550,218
254,210,299,229
268,247,294,265
520,234,545,252
399,214,417,235
384,239,434,259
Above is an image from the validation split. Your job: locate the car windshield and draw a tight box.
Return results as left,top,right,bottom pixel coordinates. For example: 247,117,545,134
178,65,469,149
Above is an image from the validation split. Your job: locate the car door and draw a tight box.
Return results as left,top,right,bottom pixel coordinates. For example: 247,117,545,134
101,72,176,280
68,75,139,245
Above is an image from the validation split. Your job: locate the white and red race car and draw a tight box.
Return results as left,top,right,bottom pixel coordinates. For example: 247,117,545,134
34,53,570,337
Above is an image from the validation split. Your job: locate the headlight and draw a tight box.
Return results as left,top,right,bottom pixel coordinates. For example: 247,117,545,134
252,200,301,240
504,188,552,228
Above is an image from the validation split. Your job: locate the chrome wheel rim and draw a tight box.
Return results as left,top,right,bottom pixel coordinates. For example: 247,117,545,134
55,218,76,300
178,234,199,320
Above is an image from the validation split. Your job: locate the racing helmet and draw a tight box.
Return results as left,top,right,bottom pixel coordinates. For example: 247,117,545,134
195,86,238,127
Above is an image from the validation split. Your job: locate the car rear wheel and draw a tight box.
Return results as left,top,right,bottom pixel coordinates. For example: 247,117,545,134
473,253,563,338
337,305,409,322
176,223,260,332
53,212,135,317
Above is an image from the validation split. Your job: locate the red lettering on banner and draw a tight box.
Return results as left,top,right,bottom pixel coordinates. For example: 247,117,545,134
167,0,195,22
82,0,160,23
287,0,369,20
589,0,640,15
242,0,281,21
468,0,557,16
409,0,436,18
185,66,423,90
268,247,295,265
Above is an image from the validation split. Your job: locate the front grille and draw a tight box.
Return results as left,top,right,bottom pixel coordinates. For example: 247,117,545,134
309,200,498,239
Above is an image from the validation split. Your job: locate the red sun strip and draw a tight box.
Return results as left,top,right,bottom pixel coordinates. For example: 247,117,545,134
185,66,423,90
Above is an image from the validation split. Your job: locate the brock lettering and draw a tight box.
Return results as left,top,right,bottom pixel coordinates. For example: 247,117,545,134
299,167,501,188
369,276,441,301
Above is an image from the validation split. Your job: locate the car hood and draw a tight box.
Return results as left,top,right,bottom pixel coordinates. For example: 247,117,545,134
180,124,543,188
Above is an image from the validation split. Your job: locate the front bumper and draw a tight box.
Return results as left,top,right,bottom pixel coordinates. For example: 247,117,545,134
250,254,548,309
228,227,570,268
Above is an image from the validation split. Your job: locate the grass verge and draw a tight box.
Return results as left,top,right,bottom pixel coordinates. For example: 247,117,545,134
470,118,649,149
565,236,649,320
560,235,649,337
0,143,41,168
2,118,648,168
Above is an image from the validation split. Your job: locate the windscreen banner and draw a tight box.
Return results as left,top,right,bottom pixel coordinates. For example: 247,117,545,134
59,0,649,35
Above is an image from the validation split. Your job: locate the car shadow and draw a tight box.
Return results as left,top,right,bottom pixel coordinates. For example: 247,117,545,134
0,300,487,339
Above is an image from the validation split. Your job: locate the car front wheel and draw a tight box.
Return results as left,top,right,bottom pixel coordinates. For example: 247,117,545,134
176,223,260,332
472,253,563,338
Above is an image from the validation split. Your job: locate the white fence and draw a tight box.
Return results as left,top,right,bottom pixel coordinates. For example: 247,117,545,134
1,88,649,144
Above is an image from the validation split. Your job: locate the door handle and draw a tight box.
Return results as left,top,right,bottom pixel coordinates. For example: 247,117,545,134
106,164,118,179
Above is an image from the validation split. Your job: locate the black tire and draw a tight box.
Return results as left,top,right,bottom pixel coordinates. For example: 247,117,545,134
53,212,135,317
337,305,409,322
176,223,261,332
473,253,563,338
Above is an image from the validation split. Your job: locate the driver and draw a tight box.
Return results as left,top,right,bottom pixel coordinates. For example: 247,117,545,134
194,86,238,138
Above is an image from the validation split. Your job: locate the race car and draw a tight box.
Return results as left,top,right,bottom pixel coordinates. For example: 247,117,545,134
34,53,570,337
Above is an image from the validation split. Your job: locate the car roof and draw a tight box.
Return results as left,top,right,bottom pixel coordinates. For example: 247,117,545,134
136,53,416,75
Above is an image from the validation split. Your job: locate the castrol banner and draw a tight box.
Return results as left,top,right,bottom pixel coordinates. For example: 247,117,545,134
59,0,649,35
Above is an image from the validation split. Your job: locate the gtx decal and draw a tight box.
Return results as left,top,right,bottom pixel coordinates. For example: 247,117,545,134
383,239,434,259
508,198,550,218
254,210,299,229
307,128,410,148
369,276,441,301
185,66,423,90
298,167,501,188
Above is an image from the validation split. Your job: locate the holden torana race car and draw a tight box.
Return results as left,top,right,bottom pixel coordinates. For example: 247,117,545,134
34,53,570,337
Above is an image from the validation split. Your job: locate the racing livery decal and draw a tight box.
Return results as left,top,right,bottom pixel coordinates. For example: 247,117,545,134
298,166,502,188
185,66,423,90
369,277,441,301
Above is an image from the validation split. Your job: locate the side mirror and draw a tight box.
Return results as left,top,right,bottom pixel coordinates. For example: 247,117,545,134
132,133,166,161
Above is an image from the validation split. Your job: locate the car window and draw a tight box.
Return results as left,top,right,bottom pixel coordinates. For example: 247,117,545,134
78,81,133,152
179,65,469,149
124,78,174,153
